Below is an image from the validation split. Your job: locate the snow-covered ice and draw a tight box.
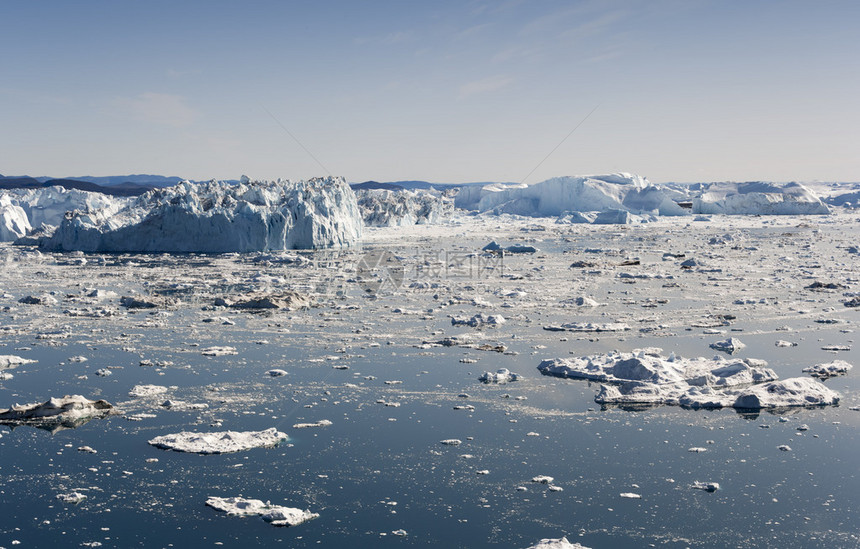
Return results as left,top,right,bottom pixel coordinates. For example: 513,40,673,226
205,496,319,527
148,427,287,454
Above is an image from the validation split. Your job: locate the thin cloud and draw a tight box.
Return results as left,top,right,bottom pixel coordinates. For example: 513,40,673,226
458,75,513,99
114,92,198,128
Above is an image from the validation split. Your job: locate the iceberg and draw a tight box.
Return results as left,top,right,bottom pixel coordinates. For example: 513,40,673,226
147,427,287,454
534,349,839,410
455,173,687,218
40,176,362,253
524,538,591,549
205,496,319,527
0,194,32,241
356,188,453,226
0,395,115,431
692,182,830,215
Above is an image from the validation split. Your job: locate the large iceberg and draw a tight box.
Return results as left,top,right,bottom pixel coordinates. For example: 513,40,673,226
356,188,453,227
0,195,32,241
40,176,362,252
536,349,840,410
692,182,830,215
454,173,688,218
5,186,130,227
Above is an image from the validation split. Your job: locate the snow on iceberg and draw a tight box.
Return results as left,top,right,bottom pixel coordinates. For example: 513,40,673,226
0,194,32,241
41,176,362,253
454,173,688,218
356,188,453,227
802,360,853,378
205,496,319,527
147,427,287,454
692,182,830,215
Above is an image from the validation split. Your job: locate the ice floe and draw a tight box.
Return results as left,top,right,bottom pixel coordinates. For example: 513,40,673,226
524,537,591,549
148,427,287,454
0,395,115,431
205,496,319,527
478,368,522,384
802,360,853,378
128,384,169,398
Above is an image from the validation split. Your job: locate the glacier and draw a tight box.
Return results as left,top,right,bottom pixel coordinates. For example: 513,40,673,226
39,176,362,253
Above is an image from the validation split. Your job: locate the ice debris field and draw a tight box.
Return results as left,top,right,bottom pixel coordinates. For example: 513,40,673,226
0,174,858,548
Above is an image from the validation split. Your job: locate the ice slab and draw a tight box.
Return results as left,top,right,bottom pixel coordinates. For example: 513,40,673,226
0,395,115,431
148,427,287,454
524,537,591,549
205,496,318,527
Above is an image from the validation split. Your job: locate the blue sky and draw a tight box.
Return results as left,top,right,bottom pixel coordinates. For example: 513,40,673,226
2,0,858,183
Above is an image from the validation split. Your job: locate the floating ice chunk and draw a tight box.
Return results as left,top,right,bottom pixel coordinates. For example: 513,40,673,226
129,385,169,398
531,475,554,484
451,313,506,328
292,420,332,429
18,294,58,305
266,369,288,377
216,291,309,310
0,395,115,431
778,445,792,452
56,492,87,504
201,346,238,356
439,439,462,446
479,368,522,384
802,360,853,378
160,400,208,411
543,322,630,333
690,481,720,492
709,337,746,354
523,536,591,549
620,492,642,499
688,447,707,453
148,427,286,454
205,496,319,527
94,368,112,377
0,355,36,368
775,340,797,348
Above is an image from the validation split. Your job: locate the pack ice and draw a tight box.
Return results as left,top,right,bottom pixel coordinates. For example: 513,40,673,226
454,173,688,218
524,537,591,549
40,176,362,252
538,349,841,409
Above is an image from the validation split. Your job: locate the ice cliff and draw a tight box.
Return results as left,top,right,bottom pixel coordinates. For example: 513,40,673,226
356,188,454,227
40,176,362,253
0,195,31,241
454,173,688,218
692,182,830,215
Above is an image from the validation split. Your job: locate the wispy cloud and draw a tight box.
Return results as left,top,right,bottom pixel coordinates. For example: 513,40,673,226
113,92,198,128
458,75,513,99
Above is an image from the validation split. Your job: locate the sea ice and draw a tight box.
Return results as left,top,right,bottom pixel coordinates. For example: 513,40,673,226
0,355,37,368
128,384,169,398
709,337,746,354
148,427,287,454
205,496,319,527
690,481,720,492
